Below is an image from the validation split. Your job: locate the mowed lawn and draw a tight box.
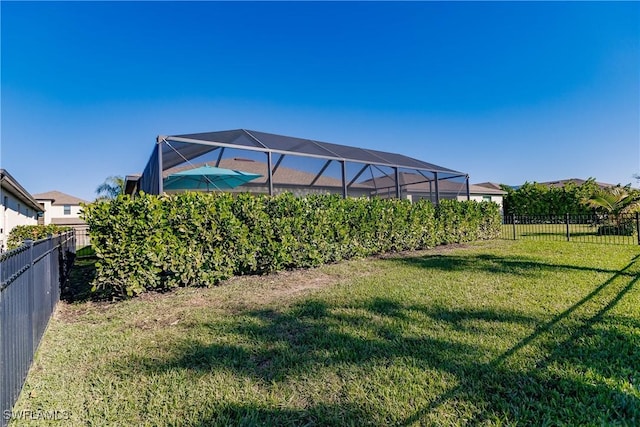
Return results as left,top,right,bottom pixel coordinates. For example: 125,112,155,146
11,240,640,426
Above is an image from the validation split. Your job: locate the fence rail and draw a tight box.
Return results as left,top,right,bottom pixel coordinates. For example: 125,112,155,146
0,232,75,427
500,213,640,245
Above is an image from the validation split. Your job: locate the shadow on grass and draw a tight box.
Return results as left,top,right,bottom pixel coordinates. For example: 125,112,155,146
76,245,96,257
187,401,374,427
391,252,638,277
116,252,640,425
515,231,637,244
519,231,596,237
61,255,100,302
399,253,640,425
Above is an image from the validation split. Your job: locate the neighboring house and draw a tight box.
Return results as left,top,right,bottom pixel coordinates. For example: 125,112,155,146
0,169,43,250
33,190,90,247
472,182,508,208
33,190,87,225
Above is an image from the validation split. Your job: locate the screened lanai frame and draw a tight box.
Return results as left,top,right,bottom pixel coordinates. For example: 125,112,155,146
136,129,470,202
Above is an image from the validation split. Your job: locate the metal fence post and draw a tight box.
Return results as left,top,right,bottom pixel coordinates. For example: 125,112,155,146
565,213,570,242
512,215,516,240
47,235,54,313
24,239,35,355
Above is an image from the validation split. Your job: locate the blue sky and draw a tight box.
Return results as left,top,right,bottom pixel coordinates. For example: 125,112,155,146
2,1,639,201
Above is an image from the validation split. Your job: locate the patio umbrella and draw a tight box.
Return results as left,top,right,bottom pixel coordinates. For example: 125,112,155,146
163,164,262,191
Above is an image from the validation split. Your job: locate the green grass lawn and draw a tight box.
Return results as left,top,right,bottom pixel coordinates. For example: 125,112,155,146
74,245,96,258
10,240,640,426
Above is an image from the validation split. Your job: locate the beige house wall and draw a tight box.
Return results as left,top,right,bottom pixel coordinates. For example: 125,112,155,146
40,200,53,225
1,191,39,250
40,203,83,225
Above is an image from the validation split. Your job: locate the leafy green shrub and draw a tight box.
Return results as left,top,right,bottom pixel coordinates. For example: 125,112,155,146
503,180,599,215
82,193,501,299
435,199,501,244
7,224,72,249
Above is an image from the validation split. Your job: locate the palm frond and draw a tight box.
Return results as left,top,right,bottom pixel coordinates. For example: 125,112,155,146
96,176,125,200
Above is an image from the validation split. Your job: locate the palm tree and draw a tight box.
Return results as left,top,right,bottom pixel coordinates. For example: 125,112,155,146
96,176,125,201
584,186,640,226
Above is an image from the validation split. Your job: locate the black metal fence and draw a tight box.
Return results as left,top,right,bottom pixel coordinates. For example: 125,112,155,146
74,226,91,251
0,232,75,427
500,213,640,245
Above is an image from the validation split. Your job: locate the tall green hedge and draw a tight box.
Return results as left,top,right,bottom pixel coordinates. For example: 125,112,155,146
82,193,500,298
502,180,600,215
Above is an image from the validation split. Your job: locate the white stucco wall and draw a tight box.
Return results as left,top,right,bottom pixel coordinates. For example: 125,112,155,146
40,200,53,225
38,201,83,225
1,191,39,249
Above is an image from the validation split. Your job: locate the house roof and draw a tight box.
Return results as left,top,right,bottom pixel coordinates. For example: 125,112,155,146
0,169,44,212
124,174,142,195
51,217,86,226
33,190,88,206
474,182,504,191
164,158,374,190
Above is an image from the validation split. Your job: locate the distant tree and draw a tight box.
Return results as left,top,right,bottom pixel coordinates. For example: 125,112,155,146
582,185,640,226
96,176,125,201
501,179,598,215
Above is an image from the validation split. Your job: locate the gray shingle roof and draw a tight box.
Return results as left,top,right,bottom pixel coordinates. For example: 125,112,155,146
33,190,88,206
51,217,86,226
0,169,44,212
474,182,504,191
